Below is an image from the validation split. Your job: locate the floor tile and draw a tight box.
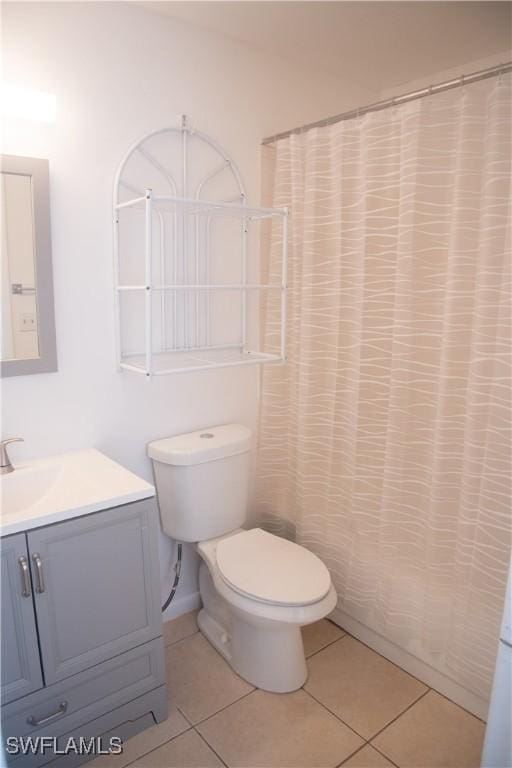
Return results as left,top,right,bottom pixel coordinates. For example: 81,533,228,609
88,699,189,767
166,632,253,724
372,690,485,768
164,610,199,646
341,744,396,767
129,729,224,767
197,688,364,767
302,619,345,657
305,636,427,739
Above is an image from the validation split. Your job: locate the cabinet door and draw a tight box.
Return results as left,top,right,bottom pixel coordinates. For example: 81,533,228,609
1,533,43,704
27,499,162,685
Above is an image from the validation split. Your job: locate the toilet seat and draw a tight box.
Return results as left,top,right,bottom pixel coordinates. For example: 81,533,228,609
215,528,331,607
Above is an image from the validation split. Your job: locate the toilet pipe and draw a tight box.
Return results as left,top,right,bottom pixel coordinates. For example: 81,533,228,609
162,543,183,612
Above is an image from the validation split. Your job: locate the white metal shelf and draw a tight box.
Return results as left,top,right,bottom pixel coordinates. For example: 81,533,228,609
120,348,282,376
113,116,287,377
116,193,287,221
117,284,284,292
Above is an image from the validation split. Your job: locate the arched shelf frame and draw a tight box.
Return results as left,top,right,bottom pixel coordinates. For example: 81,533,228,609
113,116,288,377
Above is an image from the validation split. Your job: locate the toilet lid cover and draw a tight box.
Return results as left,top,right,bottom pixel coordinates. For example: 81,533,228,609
216,528,331,606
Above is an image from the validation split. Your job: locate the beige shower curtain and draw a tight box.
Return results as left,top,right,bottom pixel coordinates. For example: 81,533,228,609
255,73,511,702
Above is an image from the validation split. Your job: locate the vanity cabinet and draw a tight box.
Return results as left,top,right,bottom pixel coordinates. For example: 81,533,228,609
1,499,167,767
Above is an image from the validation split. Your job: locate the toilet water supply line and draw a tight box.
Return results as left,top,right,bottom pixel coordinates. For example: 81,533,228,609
162,542,183,613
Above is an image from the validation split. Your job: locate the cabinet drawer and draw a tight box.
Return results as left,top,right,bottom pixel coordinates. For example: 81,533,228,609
42,685,168,768
4,686,168,768
2,637,165,748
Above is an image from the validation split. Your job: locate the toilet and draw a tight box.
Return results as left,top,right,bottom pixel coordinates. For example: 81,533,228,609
147,424,337,692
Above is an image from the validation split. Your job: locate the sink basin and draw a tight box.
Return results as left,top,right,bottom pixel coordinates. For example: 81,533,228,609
0,449,155,536
1,462,62,516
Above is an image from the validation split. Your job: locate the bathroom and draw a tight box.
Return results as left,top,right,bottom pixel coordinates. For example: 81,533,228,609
1,1,511,767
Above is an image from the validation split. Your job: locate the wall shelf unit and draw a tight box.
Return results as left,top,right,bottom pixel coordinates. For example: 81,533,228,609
113,117,287,377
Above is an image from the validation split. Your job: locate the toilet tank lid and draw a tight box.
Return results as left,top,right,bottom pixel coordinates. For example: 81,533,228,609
147,424,252,466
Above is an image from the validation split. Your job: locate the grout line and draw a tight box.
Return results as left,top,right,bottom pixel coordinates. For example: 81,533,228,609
177,704,195,727
301,687,367,743
306,633,349,660
421,686,487,724
335,741,370,768
194,727,229,767
122,726,194,768
193,688,257,728
164,629,199,648
334,736,402,768
335,629,437,697
369,742,401,768
368,687,431,743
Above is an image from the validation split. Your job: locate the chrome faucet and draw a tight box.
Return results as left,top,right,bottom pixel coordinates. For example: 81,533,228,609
0,438,24,475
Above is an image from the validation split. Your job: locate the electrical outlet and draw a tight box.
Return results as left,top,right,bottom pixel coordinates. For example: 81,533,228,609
20,312,37,332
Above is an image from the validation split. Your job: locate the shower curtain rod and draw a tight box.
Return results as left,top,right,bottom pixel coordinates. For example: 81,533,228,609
262,61,512,145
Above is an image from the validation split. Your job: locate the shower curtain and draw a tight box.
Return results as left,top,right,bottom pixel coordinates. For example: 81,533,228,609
255,73,511,703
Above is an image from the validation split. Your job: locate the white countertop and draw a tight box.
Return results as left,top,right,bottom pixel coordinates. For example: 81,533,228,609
0,449,155,537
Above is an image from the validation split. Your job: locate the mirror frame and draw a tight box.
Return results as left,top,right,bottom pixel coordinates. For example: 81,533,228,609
1,154,57,376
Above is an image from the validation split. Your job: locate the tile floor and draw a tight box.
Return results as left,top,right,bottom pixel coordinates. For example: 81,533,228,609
91,611,485,768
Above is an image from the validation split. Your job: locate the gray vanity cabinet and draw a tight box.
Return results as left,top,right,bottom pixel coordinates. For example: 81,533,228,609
27,500,162,685
1,499,167,768
1,534,43,704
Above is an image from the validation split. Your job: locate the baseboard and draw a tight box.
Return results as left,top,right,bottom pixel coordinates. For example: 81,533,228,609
162,590,201,622
330,607,489,721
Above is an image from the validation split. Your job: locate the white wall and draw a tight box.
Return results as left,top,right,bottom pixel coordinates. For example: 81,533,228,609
0,1,376,616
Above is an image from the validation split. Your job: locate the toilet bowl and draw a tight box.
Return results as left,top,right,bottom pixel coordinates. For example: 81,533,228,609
147,424,338,693
196,528,337,692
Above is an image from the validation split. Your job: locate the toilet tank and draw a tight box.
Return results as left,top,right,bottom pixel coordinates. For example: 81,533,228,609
147,424,252,542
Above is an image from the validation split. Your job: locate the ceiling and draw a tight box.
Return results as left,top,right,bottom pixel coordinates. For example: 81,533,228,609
144,1,511,93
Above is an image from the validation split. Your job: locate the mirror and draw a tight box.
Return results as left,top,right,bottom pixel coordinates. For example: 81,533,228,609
1,155,57,376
